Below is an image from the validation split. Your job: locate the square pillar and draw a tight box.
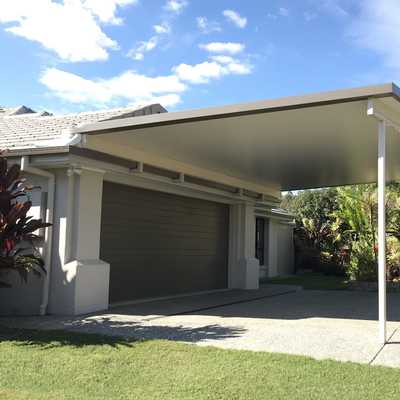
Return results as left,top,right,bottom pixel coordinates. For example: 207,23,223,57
378,119,387,344
228,202,259,289
48,167,109,315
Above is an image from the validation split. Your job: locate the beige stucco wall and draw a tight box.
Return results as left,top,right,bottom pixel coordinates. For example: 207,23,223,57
228,202,259,290
0,154,292,316
276,222,295,276
267,219,294,278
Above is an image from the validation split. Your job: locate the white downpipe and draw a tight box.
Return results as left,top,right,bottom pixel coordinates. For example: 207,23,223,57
378,119,387,344
64,168,76,264
20,156,55,316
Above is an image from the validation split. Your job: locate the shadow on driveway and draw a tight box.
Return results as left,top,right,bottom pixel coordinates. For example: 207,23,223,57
3,286,400,352
105,287,400,323
187,290,400,322
63,316,246,343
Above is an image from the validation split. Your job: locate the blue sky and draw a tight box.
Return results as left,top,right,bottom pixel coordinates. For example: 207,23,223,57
0,0,399,114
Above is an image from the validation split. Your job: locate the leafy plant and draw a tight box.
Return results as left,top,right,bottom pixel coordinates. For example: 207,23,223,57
386,237,400,281
284,188,341,273
0,155,51,287
330,185,378,280
283,183,400,282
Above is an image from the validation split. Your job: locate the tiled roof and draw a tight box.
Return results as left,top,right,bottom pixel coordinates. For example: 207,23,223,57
0,104,166,150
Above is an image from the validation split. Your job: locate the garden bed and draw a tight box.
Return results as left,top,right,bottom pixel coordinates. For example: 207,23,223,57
347,280,400,292
266,272,349,290
268,273,400,292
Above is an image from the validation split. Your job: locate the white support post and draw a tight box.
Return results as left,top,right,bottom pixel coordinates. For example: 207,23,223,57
378,119,387,344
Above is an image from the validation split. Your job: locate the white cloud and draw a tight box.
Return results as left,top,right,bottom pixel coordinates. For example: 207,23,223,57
164,0,188,14
350,0,400,69
41,68,110,104
129,94,182,109
0,0,136,62
174,58,252,84
40,68,186,107
267,7,290,19
210,55,235,64
133,20,172,61
199,42,245,55
132,16,175,61
225,61,252,75
223,9,247,28
154,22,171,34
174,62,226,84
196,17,221,34
83,0,137,25
41,54,253,108
128,36,159,60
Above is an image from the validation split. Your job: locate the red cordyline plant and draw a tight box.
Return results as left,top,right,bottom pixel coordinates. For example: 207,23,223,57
0,153,51,287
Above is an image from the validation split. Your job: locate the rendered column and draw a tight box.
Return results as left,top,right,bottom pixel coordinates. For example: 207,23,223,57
228,202,259,289
378,119,387,344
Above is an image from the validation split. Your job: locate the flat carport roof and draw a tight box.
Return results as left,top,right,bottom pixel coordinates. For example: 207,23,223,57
74,83,400,344
74,83,400,191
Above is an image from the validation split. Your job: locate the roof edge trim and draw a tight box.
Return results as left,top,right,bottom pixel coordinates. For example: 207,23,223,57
72,83,400,136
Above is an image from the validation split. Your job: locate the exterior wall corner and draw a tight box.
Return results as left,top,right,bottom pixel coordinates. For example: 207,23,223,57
228,202,259,290
48,167,109,315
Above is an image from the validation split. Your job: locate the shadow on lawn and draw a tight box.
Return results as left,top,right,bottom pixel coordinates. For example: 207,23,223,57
0,318,246,349
0,326,135,348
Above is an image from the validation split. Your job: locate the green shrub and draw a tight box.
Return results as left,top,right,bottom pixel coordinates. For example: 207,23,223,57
0,155,51,287
320,260,347,277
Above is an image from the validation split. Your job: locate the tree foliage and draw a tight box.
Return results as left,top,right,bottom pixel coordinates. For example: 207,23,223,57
283,184,400,281
331,186,378,280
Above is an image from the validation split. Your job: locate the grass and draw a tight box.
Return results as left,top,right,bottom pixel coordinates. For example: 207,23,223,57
266,272,350,290
0,328,399,400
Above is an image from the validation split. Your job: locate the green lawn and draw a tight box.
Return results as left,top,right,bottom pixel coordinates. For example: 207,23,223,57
0,328,399,400
267,272,350,290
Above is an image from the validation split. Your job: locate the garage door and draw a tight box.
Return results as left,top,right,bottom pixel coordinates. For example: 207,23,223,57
100,182,229,303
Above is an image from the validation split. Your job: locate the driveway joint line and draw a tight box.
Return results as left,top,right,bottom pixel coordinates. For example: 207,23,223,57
144,289,298,322
369,328,398,365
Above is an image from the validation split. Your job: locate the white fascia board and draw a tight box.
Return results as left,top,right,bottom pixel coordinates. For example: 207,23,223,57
72,83,397,135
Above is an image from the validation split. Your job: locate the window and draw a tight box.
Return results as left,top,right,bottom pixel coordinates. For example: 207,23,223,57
255,217,265,265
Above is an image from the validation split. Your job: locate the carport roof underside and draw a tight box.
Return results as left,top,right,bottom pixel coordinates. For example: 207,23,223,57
74,83,400,191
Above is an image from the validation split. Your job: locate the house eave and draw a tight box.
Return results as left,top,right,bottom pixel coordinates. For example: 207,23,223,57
4,145,70,158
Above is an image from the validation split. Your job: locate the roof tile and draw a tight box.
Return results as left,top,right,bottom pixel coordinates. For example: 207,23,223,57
0,104,166,150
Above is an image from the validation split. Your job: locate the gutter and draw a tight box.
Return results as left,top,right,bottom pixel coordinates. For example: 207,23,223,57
20,156,55,316
4,129,85,158
31,129,84,148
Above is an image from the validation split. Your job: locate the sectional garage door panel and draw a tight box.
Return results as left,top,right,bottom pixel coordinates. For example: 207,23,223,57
100,182,229,303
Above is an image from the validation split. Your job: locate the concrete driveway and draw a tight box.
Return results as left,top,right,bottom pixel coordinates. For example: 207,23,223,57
4,285,400,368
